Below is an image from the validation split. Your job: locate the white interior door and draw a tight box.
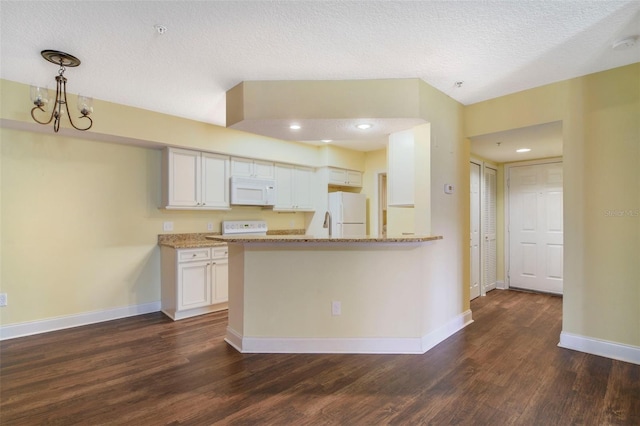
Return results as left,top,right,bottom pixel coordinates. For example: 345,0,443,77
483,166,497,293
508,162,563,294
470,162,481,300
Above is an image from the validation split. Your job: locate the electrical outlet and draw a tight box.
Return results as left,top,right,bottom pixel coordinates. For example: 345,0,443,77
207,222,214,231
163,221,174,232
331,301,341,316
0,293,7,307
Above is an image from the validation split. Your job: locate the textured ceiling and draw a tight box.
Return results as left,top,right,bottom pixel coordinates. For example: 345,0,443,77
1,0,639,156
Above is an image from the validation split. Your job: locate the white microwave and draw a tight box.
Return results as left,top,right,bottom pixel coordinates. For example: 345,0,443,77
230,176,276,206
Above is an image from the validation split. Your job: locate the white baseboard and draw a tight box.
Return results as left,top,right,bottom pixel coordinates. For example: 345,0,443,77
558,331,640,365
0,301,161,341
496,280,506,290
421,309,474,352
226,310,474,354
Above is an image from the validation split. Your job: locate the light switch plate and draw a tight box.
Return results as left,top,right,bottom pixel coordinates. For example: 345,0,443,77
332,301,341,316
163,221,174,231
444,184,455,194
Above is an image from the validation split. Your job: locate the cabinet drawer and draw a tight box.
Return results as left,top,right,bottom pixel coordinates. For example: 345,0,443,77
178,248,211,262
212,247,229,259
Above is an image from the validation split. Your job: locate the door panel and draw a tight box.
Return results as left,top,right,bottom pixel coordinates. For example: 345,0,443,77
470,162,481,300
509,162,563,294
483,166,497,292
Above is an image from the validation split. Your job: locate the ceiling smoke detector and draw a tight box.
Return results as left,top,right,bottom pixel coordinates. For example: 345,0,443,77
612,36,637,50
154,24,168,35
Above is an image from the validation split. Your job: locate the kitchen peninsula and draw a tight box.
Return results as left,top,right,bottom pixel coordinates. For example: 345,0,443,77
205,234,470,355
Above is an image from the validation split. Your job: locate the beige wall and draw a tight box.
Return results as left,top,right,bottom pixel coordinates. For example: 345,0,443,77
466,64,640,348
1,76,468,333
419,81,469,315
1,76,470,342
0,128,306,325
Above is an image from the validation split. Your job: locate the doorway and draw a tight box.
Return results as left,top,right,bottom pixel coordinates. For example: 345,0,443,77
378,173,387,237
483,165,498,293
507,160,563,294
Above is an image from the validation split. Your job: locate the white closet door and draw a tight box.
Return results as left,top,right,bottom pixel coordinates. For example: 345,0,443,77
483,166,497,293
470,162,481,300
509,162,563,294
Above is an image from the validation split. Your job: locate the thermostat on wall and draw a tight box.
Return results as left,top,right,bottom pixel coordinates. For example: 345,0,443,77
444,184,454,194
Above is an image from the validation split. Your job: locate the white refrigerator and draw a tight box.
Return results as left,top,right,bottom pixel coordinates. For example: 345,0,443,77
328,192,367,237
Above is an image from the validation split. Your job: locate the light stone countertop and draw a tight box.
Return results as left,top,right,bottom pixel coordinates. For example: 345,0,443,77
205,234,443,243
158,233,227,249
158,229,308,249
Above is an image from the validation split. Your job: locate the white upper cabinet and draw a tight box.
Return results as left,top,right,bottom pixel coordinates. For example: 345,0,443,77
201,152,231,208
274,163,315,211
231,157,274,179
327,167,362,187
387,129,415,206
163,147,230,210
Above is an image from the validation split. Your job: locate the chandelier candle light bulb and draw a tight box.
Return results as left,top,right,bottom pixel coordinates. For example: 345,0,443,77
30,50,93,132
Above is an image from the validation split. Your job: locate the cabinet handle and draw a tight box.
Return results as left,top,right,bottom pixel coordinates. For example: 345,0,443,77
192,253,197,257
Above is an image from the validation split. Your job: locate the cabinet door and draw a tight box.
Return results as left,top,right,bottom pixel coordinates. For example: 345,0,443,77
253,160,275,179
230,158,254,177
293,166,314,210
177,260,212,310
231,157,274,178
346,170,363,187
328,168,347,185
168,148,200,207
388,129,415,206
274,164,294,209
211,258,229,304
202,153,230,208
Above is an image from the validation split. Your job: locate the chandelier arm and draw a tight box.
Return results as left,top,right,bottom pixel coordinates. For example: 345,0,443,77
30,106,55,125
68,114,93,131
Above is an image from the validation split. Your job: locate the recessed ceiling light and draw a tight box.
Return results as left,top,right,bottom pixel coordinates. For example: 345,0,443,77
356,123,372,130
289,124,301,130
321,139,332,143
516,148,531,153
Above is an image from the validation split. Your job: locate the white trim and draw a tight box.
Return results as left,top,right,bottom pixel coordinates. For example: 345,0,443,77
421,309,474,353
0,301,161,341
495,280,506,290
559,331,640,365
224,326,244,352
226,310,473,354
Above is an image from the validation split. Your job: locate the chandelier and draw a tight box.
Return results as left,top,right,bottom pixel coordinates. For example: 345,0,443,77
30,50,93,132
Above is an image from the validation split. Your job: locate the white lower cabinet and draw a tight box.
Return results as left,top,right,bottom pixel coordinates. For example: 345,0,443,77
161,246,228,320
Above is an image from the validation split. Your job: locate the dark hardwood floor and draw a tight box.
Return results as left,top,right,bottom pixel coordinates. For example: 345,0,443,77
1,290,638,425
